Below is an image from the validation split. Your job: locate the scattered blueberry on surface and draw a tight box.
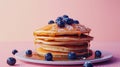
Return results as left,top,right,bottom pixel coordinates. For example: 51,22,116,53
63,15,69,18
83,61,93,67
45,53,53,61
73,20,79,24
95,50,102,58
12,49,18,55
7,57,16,66
57,21,65,28
48,20,54,24
26,50,32,56
68,52,77,60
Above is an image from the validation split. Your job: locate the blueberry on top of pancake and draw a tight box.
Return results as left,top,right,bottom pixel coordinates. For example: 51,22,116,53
73,20,79,24
48,20,54,24
63,15,69,18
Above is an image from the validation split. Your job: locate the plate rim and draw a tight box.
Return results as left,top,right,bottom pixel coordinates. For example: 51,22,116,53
15,50,113,65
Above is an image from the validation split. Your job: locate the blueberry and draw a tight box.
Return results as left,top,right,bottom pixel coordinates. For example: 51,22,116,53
7,57,16,66
65,18,74,25
57,21,65,28
57,17,63,20
95,50,102,58
56,17,63,22
68,52,77,60
83,61,93,67
74,20,79,24
48,20,54,24
12,49,18,55
63,15,69,18
26,50,32,56
45,53,53,61
62,17,69,21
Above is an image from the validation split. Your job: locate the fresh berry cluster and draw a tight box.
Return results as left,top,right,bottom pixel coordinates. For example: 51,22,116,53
7,48,102,66
7,49,33,66
48,15,79,28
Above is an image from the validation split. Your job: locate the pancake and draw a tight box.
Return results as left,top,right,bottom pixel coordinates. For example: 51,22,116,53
34,34,93,42
35,43,89,52
34,24,91,36
34,39,90,45
36,48,92,58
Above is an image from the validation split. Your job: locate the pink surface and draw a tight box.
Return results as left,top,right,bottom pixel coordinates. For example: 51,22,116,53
0,41,120,67
0,0,120,42
0,0,120,67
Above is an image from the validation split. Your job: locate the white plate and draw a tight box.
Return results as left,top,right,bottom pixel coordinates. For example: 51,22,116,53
15,50,113,65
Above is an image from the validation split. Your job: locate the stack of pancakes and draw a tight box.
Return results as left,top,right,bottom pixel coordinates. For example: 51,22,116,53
33,23,93,59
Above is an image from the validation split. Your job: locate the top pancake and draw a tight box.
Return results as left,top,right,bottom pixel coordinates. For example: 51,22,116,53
33,23,91,36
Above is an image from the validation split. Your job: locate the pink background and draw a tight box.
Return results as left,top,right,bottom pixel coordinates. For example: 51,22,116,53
0,0,120,67
0,0,120,42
